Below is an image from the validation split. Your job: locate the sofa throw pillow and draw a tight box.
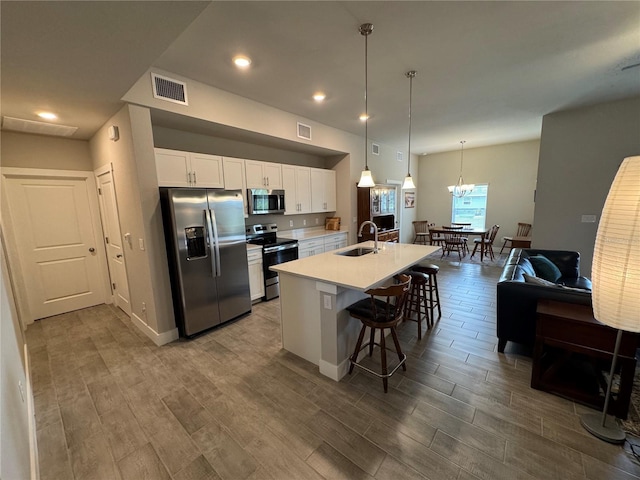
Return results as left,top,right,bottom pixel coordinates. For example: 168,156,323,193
528,255,562,282
523,273,558,287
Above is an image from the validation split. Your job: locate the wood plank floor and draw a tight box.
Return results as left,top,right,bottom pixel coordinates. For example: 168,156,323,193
27,250,640,480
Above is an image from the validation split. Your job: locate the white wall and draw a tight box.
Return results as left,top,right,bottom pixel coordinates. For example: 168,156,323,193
90,105,177,343
534,96,640,274
0,227,34,480
416,140,539,238
1,131,92,171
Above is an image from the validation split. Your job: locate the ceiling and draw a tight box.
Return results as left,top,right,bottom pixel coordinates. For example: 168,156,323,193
2,1,639,155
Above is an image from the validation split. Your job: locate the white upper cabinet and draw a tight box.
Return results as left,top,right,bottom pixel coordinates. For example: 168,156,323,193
245,160,282,189
282,165,311,215
155,148,224,188
222,157,248,217
310,168,336,212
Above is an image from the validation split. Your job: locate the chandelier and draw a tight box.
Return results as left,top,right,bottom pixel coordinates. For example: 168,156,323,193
448,140,474,197
357,23,375,188
402,70,416,190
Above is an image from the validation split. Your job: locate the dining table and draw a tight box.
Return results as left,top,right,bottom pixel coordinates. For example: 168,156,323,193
429,226,491,261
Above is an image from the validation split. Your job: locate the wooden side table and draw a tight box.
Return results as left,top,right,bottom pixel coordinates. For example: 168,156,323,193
532,300,639,419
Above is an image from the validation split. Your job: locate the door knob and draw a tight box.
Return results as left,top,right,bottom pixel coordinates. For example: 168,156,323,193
89,248,95,253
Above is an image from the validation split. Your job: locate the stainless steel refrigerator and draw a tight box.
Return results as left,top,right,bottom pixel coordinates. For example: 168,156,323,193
160,188,251,337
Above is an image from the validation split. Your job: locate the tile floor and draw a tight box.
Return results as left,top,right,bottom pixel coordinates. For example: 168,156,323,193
27,250,640,480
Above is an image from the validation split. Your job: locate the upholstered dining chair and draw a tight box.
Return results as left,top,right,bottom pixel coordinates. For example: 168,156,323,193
412,221,430,244
500,222,532,254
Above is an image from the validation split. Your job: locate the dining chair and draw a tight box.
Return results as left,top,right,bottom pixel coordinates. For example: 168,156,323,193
500,222,532,254
427,223,445,246
441,226,466,260
412,221,430,245
471,224,500,260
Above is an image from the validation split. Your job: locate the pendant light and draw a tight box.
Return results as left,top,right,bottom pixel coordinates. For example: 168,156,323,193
357,23,375,188
448,140,474,197
402,70,417,190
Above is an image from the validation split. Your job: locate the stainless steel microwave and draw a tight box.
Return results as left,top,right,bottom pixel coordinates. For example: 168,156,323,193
247,188,285,215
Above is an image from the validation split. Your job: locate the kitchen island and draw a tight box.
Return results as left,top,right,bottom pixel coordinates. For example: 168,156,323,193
271,241,440,380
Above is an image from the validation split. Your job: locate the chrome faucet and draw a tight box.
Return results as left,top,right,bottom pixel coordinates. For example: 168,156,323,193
358,221,379,253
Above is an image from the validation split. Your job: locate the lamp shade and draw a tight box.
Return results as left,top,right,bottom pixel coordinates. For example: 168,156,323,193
591,155,640,332
357,168,375,188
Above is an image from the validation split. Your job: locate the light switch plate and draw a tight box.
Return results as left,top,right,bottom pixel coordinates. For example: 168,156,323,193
323,295,332,309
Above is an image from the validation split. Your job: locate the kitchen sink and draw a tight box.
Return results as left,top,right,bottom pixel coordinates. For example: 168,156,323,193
336,247,375,257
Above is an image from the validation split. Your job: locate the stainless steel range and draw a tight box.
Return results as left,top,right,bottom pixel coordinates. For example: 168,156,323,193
246,223,298,300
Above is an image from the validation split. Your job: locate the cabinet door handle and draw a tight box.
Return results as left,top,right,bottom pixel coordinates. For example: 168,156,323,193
193,171,197,184
187,171,192,184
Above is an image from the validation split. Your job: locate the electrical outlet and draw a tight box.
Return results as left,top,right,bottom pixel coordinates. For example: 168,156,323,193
323,295,332,309
139,238,145,250
315,218,319,225
142,302,146,312
581,214,596,223
303,219,307,226
289,220,293,227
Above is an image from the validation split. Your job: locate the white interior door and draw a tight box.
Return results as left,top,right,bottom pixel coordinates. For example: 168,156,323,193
3,172,106,320
96,166,131,316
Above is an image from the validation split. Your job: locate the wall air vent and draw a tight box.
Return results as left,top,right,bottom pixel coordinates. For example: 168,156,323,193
372,143,380,155
297,122,312,140
1,116,78,137
151,73,188,105
397,151,403,162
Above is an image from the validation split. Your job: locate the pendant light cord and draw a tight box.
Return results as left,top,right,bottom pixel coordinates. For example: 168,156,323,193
406,71,416,176
459,140,466,177
364,25,369,170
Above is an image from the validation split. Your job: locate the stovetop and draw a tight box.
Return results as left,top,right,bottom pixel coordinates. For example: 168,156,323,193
246,223,297,248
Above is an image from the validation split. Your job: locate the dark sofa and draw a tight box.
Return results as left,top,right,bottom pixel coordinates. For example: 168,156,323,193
496,248,592,352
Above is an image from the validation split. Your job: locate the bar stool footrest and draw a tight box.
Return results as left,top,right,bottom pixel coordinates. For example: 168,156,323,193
349,341,407,379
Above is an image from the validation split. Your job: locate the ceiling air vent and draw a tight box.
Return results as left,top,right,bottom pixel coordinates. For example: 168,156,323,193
297,122,311,140
372,143,380,155
151,73,188,105
1,116,78,137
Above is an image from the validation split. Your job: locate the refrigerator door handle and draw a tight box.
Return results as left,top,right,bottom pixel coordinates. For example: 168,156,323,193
208,208,222,277
204,209,217,277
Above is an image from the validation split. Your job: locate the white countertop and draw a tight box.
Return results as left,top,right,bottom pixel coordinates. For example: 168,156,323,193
271,241,440,291
279,227,349,241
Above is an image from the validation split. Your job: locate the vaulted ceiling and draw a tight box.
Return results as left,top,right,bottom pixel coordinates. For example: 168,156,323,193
2,1,639,154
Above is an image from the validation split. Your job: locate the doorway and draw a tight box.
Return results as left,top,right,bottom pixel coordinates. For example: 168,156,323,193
1,168,108,321
95,165,131,316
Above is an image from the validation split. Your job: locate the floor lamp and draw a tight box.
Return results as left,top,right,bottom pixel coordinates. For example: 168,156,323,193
580,155,640,443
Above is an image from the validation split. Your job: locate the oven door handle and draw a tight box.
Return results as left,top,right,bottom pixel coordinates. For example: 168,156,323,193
263,243,298,254
205,209,221,277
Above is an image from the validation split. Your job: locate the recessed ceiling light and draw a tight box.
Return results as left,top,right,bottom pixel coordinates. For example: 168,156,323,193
359,113,369,122
37,112,58,120
313,92,326,102
233,55,251,68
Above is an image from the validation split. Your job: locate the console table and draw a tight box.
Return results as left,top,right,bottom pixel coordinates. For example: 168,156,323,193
532,300,639,419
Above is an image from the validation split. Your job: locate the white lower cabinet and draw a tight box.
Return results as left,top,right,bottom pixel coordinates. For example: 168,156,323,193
298,238,325,259
324,232,348,252
247,248,264,301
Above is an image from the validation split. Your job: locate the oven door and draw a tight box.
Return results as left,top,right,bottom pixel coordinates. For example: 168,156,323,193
262,243,298,300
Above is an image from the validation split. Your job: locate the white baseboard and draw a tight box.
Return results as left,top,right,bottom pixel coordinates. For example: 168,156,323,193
131,313,178,346
319,357,350,381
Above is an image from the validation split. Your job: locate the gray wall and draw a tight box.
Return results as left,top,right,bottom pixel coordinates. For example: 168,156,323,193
534,96,640,275
416,140,539,239
1,130,92,171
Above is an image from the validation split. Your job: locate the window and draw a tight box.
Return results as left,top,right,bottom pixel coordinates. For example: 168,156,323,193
451,183,488,229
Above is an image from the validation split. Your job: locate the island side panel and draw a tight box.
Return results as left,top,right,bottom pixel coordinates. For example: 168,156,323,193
318,283,366,381
279,273,321,365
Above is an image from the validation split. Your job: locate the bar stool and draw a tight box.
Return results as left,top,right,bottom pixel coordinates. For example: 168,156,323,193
346,274,411,392
411,263,442,323
404,271,430,339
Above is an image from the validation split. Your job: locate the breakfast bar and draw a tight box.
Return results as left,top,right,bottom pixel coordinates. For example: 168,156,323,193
270,241,440,380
